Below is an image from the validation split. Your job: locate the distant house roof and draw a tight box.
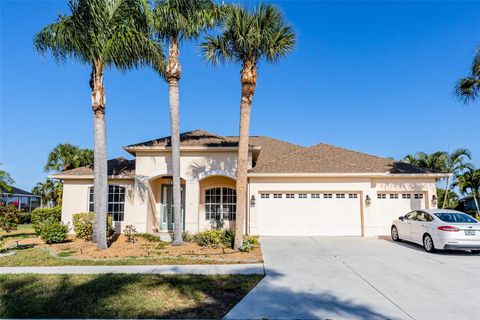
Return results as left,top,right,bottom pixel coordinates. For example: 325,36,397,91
53,129,443,179
51,157,135,178
1,186,37,196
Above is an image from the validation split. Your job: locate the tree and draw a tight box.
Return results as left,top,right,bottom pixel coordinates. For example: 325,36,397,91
0,204,20,234
441,149,472,208
402,151,447,172
201,3,296,249
455,48,480,103
44,143,94,172
32,179,63,207
0,164,14,195
436,188,459,209
453,168,480,216
152,0,218,245
34,0,164,250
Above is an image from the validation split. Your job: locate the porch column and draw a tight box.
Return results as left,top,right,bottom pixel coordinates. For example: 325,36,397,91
185,179,200,233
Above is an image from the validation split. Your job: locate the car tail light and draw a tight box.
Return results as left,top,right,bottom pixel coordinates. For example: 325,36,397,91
437,226,459,232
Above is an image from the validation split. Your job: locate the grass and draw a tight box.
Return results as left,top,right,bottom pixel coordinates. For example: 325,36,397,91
0,273,263,319
0,224,36,241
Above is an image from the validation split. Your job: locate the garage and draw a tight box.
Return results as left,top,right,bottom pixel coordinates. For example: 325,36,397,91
374,192,427,235
257,192,362,236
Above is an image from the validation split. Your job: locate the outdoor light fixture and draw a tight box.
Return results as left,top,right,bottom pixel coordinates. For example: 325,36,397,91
250,195,256,207
365,195,371,207
432,195,438,207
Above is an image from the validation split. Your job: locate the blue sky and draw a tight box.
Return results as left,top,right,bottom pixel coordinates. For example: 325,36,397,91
1,0,479,191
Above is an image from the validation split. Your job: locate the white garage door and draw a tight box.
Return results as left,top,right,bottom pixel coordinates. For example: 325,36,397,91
257,192,362,236
375,192,426,235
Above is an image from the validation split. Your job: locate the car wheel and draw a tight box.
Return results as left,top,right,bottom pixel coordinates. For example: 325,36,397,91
423,234,436,253
391,226,401,242
471,250,480,254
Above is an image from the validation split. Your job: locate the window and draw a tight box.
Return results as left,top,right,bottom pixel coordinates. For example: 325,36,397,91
298,194,307,199
286,194,295,199
336,194,345,199
89,185,126,221
402,194,412,199
260,193,270,199
323,194,332,199
273,193,282,199
390,194,399,199
311,194,320,199
414,194,424,199
348,193,358,199
205,187,236,221
377,193,386,199
434,212,478,223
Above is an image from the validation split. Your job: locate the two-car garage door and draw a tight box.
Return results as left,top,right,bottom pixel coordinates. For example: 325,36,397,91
257,192,362,236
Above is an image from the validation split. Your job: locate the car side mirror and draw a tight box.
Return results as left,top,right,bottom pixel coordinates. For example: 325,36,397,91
399,216,404,221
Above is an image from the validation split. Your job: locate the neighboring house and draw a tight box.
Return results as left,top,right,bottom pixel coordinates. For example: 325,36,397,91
52,130,448,237
459,195,480,212
0,186,42,213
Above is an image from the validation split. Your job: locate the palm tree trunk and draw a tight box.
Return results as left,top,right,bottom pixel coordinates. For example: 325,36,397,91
442,176,450,209
91,65,108,250
234,60,257,251
473,191,480,217
167,35,183,246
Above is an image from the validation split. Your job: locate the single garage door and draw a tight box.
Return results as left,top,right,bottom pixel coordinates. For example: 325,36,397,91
375,192,426,235
257,192,362,236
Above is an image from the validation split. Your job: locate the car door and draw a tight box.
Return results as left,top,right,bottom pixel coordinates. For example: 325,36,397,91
399,211,417,241
409,211,427,244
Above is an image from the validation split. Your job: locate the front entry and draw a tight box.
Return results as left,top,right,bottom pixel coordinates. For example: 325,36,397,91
160,185,185,231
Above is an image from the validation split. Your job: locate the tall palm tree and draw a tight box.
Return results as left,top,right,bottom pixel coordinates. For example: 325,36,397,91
0,164,14,194
152,0,218,245
453,168,480,216
441,148,472,208
34,0,164,250
44,143,93,172
455,48,480,103
201,3,296,249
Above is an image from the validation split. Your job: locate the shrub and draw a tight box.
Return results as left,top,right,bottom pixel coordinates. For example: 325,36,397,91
182,231,193,242
244,235,259,246
0,204,20,233
138,233,161,242
32,207,61,234
19,212,32,224
123,225,138,243
239,239,254,252
193,229,223,248
37,218,69,244
222,229,235,249
72,212,114,241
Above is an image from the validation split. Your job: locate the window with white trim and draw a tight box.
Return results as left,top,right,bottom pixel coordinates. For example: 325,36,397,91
273,193,282,199
377,193,387,199
261,193,270,199
286,194,295,199
402,194,412,199
311,194,320,199
323,194,333,199
298,194,307,199
89,185,125,221
390,194,399,199
348,193,358,199
336,193,345,199
414,193,424,199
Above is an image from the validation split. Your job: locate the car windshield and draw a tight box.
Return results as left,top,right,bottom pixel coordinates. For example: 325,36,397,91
434,213,478,223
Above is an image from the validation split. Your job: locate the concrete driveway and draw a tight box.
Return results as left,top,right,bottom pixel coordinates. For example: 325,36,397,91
226,237,480,320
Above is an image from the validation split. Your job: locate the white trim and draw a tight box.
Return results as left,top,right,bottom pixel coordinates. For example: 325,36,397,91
197,170,236,180
248,172,450,178
49,175,134,180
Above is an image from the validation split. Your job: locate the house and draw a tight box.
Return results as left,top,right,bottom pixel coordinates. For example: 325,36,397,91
52,130,448,237
458,195,480,213
0,186,42,213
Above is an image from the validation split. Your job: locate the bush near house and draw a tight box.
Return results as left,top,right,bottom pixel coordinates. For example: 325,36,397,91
36,219,69,244
193,229,239,249
72,212,114,241
31,207,61,234
0,204,21,233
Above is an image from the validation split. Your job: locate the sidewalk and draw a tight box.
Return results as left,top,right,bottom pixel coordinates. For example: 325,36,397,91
0,264,264,275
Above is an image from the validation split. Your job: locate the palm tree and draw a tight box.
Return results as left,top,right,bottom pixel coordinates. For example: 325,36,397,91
201,3,296,249
441,148,472,208
44,143,93,172
0,164,14,194
152,0,218,245
453,168,480,216
402,151,447,172
455,48,480,103
32,179,63,207
34,0,164,250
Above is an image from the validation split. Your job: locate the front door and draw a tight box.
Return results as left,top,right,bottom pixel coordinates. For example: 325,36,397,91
160,185,185,231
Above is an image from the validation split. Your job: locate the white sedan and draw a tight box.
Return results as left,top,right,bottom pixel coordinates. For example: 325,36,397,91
391,209,480,253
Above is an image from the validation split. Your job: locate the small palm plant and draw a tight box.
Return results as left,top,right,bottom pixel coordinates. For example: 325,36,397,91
455,48,480,103
152,0,219,245
201,3,296,249
34,0,164,249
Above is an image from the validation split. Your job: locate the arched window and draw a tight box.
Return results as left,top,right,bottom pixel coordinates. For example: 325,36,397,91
88,185,125,221
205,187,236,221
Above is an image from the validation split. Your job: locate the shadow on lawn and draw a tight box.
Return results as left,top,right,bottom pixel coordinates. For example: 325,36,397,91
0,273,262,319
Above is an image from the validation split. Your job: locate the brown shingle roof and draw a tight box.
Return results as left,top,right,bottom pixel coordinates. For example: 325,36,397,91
124,130,239,148
51,157,135,178
249,143,436,174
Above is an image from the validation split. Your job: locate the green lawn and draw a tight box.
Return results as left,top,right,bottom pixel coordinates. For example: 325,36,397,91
0,224,36,241
0,274,263,319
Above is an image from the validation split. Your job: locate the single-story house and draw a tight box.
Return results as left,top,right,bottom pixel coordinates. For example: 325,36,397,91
53,130,448,237
0,186,42,213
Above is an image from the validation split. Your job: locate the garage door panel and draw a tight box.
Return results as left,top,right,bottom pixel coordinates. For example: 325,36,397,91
258,194,362,236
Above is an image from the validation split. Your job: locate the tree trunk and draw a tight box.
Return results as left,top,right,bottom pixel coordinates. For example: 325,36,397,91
234,60,257,251
442,176,450,209
91,64,108,250
473,191,480,217
167,35,183,246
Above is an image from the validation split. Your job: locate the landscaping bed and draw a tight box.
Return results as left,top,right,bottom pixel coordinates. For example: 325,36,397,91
0,273,263,319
